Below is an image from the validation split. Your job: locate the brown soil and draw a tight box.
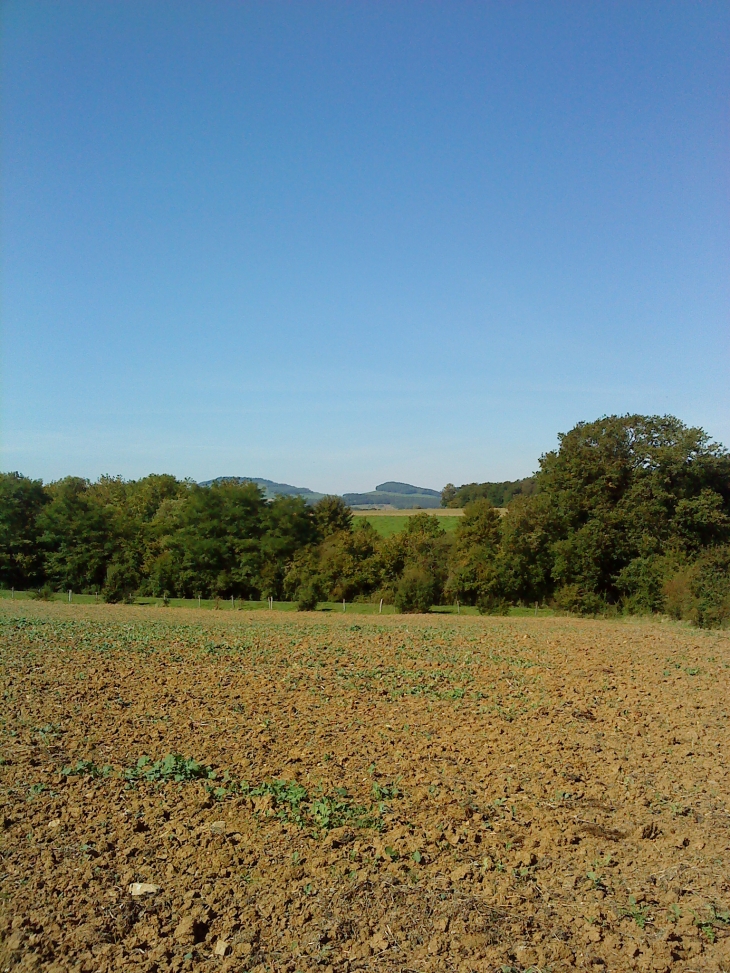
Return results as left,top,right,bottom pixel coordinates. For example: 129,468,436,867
1,602,729,972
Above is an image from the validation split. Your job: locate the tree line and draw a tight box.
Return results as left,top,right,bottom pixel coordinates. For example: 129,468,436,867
1,415,729,626
440,477,537,508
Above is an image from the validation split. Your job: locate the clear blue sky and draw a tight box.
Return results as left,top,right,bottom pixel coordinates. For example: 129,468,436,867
2,1,728,493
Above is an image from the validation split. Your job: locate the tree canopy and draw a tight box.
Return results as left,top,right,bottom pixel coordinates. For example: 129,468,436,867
1,415,728,625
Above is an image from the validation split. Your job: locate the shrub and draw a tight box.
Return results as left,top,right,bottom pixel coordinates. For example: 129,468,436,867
31,584,55,601
664,546,730,628
616,556,673,615
694,547,730,628
663,569,698,623
395,567,436,613
296,584,319,612
553,584,607,616
103,561,139,604
476,593,509,615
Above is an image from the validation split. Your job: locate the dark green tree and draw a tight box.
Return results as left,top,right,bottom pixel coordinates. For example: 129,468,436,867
502,415,730,612
379,513,451,605
37,477,122,591
258,495,317,599
395,566,437,613
285,520,382,604
312,496,353,537
0,472,48,588
146,480,266,598
445,498,503,604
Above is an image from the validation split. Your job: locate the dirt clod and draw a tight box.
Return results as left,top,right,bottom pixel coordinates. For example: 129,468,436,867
127,882,159,896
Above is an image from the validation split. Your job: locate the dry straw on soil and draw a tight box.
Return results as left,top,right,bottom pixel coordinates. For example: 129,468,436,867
1,602,729,972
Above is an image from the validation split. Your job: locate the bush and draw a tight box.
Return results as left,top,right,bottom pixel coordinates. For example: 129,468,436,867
395,567,436,613
664,546,730,628
476,593,509,615
663,569,698,623
31,584,55,601
296,584,319,612
103,561,139,604
693,547,730,628
616,556,673,615
553,584,607,616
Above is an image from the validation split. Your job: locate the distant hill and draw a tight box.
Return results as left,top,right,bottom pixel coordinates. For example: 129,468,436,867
375,481,440,497
199,477,327,504
199,477,443,509
342,481,441,509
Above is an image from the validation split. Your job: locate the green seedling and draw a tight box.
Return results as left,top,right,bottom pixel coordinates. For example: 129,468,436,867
244,779,374,833
619,896,652,929
695,904,730,943
61,759,112,778
35,723,60,744
587,854,613,889
124,754,216,783
372,778,402,814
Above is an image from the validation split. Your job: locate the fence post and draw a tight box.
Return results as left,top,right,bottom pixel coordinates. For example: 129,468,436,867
68,590,72,604
342,599,346,613
379,598,383,614
11,587,14,600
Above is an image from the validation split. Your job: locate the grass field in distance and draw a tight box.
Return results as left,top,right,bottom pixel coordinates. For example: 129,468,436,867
352,507,464,538
0,588,552,616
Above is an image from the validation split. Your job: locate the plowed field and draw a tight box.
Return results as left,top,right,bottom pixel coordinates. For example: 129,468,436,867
1,603,729,973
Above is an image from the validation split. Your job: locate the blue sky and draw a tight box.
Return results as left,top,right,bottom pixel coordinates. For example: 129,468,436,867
2,1,728,493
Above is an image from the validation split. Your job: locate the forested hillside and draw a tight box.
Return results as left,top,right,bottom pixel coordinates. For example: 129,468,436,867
1,415,729,626
441,477,537,507
343,482,442,509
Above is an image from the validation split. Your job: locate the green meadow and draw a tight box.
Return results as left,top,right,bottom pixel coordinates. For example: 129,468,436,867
352,509,463,538
0,588,553,616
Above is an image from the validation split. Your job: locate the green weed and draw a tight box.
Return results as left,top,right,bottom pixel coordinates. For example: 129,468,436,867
123,754,217,783
61,759,112,778
694,904,730,943
619,896,652,929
